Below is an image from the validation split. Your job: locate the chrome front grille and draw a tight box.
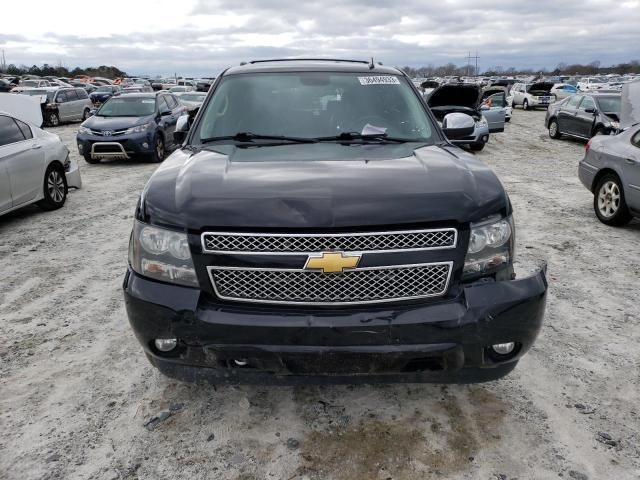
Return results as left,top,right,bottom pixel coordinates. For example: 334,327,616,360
201,228,457,254
207,262,453,305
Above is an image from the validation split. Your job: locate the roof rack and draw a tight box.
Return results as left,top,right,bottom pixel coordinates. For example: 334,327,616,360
245,58,370,65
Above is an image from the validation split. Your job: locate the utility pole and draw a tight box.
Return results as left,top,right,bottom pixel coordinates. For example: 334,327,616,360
467,51,480,77
1,50,6,72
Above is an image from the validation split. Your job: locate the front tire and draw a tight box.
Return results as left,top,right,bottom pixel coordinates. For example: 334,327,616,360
82,108,90,121
594,174,632,226
149,134,165,163
548,119,561,139
37,164,67,211
83,153,99,164
469,142,485,151
47,112,60,127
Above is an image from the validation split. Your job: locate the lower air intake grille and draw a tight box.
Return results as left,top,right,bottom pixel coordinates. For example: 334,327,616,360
208,262,452,305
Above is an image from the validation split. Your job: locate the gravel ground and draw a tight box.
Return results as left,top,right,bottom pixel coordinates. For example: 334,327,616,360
1,109,639,480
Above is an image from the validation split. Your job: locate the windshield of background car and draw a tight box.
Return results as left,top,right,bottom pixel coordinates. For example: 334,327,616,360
193,72,435,143
180,94,205,102
596,96,621,113
97,97,156,117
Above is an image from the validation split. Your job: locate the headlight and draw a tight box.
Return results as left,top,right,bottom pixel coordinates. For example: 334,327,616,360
78,126,91,135
129,220,198,287
463,216,514,279
476,117,488,128
610,121,620,130
125,122,152,135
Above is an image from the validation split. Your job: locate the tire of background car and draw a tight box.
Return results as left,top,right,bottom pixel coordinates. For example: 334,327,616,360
511,100,516,109
47,111,60,127
505,117,511,123
469,142,485,151
548,119,561,139
593,173,632,226
37,163,67,211
82,108,90,121
149,133,165,163
83,153,99,164
522,100,529,111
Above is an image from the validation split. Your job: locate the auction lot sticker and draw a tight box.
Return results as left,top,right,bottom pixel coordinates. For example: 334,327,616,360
358,76,401,85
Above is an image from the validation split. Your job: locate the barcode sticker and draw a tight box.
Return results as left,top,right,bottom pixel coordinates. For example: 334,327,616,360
358,76,401,86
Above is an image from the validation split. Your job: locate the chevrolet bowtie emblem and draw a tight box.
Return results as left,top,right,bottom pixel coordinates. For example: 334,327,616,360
304,251,361,273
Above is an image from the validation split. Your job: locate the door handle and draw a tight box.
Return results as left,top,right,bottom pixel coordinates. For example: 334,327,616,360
626,158,637,165
31,143,42,150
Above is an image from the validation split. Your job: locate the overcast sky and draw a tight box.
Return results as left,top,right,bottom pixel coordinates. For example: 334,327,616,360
2,0,639,77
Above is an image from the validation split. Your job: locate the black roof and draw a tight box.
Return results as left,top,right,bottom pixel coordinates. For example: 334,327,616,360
225,59,402,76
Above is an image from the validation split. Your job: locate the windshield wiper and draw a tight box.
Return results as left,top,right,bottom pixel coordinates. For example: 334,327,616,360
200,132,318,144
314,132,420,143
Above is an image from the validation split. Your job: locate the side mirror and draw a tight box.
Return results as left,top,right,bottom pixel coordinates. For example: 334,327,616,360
160,110,172,116
480,104,490,111
442,112,475,140
584,107,597,114
173,114,190,144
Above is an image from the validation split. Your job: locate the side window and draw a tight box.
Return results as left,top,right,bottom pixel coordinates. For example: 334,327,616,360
579,97,595,111
0,115,27,146
76,88,88,99
14,119,33,140
56,91,68,103
168,95,179,109
66,90,79,101
157,96,170,113
567,95,583,108
488,93,505,108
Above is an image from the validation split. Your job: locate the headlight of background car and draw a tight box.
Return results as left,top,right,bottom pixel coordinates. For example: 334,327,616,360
78,126,91,135
463,215,514,279
476,117,488,128
129,220,198,287
125,122,152,135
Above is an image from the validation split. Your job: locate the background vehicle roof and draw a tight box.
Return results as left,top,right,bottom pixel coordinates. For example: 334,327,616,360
225,59,402,76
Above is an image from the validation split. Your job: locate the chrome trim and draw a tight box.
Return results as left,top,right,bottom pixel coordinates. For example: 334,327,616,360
580,160,598,172
200,228,458,255
206,261,454,306
629,184,640,192
90,142,130,160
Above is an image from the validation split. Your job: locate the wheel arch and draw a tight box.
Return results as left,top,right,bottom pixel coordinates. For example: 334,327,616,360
591,167,621,193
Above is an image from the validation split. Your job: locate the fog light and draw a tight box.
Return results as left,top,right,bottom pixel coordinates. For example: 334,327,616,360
491,342,515,355
154,338,177,352
482,135,489,142
142,142,149,149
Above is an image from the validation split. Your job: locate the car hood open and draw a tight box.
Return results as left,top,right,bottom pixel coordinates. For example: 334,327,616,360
428,84,482,110
140,143,509,231
527,82,554,94
0,92,43,127
620,80,640,129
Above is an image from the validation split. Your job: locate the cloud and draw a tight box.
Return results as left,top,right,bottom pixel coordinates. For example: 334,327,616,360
1,0,639,76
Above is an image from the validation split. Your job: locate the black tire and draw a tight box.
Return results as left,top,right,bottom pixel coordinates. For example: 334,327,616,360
593,174,632,226
505,116,511,123
37,163,67,211
548,119,561,139
522,99,529,111
47,112,60,127
149,134,165,163
469,142,485,152
83,153,99,164
511,100,516,109
82,108,90,121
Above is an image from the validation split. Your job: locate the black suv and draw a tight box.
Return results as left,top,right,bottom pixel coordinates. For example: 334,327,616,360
123,59,548,384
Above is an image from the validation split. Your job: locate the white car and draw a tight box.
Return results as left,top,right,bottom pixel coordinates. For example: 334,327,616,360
577,77,607,91
0,93,81,216
511,82,556,110
550,83,578,100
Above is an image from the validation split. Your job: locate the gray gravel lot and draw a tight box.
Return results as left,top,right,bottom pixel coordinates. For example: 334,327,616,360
1,110,639,480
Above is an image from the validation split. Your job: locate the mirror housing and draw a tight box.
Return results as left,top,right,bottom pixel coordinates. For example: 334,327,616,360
442,112,475,140
584,107,597,114
160,110,172,116
173,114,190,144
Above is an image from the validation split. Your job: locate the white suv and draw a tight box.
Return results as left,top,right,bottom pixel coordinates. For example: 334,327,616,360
511,82,556,110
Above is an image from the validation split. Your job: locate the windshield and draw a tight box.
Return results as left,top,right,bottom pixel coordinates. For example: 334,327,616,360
97,97,156,117
193,72,435,144
179,93,205,102
22,80,40,87
596,96,621,113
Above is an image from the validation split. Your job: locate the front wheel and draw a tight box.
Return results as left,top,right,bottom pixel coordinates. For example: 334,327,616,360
469,142,485,151
594,174,632,226
47,112,60,127
522,100,529,111
37,164,67,211
83,153,99,164
548,119,561,139
149,134,165,163
82,108,90,121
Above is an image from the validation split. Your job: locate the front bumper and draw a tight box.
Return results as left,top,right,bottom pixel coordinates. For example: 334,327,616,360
450,123,490,146
64,156,82,189
77,130,155,160
123,264,548,384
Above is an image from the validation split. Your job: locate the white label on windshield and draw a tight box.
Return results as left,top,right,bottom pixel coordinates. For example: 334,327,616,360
142,100,155,103
358,76,401,86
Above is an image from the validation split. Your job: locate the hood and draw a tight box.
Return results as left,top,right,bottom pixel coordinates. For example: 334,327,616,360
0,92,43,127
141,143,508,230
620,80,640,129
482,87,507,99
527,82,554,94
83,114,153,130
428,84,482,110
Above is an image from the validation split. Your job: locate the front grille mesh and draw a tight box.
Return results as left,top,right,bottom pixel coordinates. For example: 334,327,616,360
209,263,451,304
202,229,456,253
